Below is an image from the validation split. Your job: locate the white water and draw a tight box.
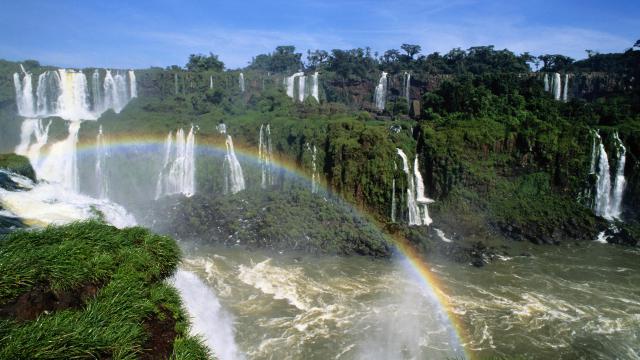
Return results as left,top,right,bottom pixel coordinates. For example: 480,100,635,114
0,170,135,228
95,125,109,199
544,74,550,92
224,135,246,194
391,178,396,223
404,72,411,106
374,72,388,110
210,75,214,89
297,75,306,102
38,121,81,191
310,144,319,194
593,131,627,220
14,66,135,120
259,124,274,188
286,72,304,100
172,270,244,360
15,118,51,169
396,149,419,225
128,70,137,98
609,133,626,218
239,73,245,92
13,70,35,117
434,228,453,243
414,156,434,226
311,72,319,102
155,127,196,199
552,73,561,101
562,74,569,102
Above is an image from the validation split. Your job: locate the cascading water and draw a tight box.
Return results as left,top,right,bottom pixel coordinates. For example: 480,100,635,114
404,72,411,106
552,73,561,101
13,68,35,117
95,125,109,199
155,126,196,199
396,149,432,226
414,157,434,226
297,75,306,102
174,73,179,95
391,178,396,223
592,131,627,220
374,72,388,110
224,135,245,194
38,121,81,191
311,72,319,102
544,74,550,92
16,66,135,120
286,72,304,100
128,70,137,98
608,133,626,218
259,124,274,189
210,75,214,89
15,118,51,169
239,72,245,92
562,74,569,102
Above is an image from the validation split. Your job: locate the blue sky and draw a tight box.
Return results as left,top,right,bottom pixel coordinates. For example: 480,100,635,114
0,0,637,69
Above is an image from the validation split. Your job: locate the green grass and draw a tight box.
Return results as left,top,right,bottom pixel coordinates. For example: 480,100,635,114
0,153,35,182
0,221,212,359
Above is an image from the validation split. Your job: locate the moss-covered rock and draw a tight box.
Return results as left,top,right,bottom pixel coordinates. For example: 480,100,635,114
0,153,36,182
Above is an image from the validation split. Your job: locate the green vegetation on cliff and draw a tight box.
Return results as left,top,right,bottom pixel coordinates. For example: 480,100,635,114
0,221,210,359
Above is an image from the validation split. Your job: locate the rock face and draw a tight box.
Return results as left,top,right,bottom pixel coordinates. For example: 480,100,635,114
0,154,36,182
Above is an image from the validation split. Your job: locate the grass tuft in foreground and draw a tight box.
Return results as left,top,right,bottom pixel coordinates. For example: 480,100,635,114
0,220,211,359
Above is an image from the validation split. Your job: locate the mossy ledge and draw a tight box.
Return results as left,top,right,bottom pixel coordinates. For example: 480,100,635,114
0,220,211,359
0,153,36,182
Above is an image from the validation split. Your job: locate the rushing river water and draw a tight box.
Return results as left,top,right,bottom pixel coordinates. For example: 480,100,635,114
177,240,640,360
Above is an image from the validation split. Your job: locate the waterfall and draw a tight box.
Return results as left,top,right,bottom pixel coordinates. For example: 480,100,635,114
298,75,306,102
589,130,600,174
311,145,319,194
210,75,213,89
608,133,626,218
396,149,432,226
239,72,245,92
404,72,411,106
414,157,434,226
91,70,102,113
391,178,397,223
223,135,245,194
592,131,627,220
174,73,179,95
155,127,196,199
95,125,109,199
128,70,137,98
15,118,51,170
562,74,568,102
544,74,550,92
311,72,319,102
38,121,81,191
374,72,388,110
14,66,135,121
13,71,35,117
172,270,244,360
286,72,304,99
259,124,274,189
552,73,561,101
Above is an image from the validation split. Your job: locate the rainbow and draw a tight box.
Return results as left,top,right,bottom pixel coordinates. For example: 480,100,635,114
74,130,472,358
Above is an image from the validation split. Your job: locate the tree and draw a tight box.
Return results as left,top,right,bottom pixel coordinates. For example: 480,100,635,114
634,39,640,49
400,44,422,59
307,50,329,68
186,53,224,72
537,54,574,72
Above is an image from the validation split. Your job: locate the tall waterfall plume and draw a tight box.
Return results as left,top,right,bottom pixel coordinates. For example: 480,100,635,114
403,72,411,106
239,73,245,92
13,66,136,121
38,121,82,191
95,125,109,199
15,118,51,170
311,72,319,102
210,75,214,89
396,149,433,226
592,131,627,220
155,126,196,199
223,135,246,194
13,66,35,117
562,74,568,102
259,124,274,188
374,72,388,110
297,74,307,102
128,70,137,98
543,74,550,92
286,72,305,100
